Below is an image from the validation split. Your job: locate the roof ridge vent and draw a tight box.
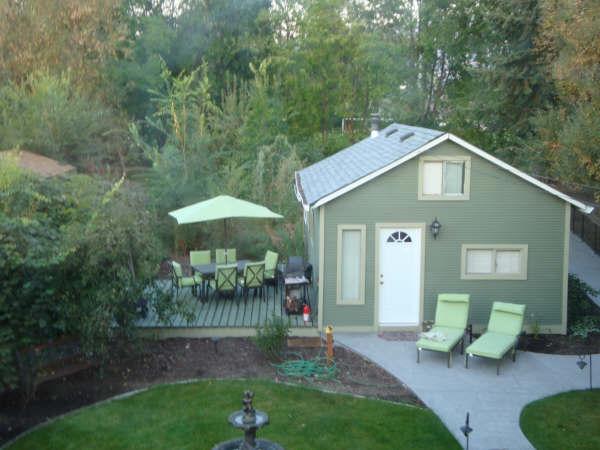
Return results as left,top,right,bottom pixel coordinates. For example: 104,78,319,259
399,131,414,142
385,128,398,137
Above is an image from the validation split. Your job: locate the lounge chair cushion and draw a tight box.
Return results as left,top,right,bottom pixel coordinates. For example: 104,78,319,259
466,332,516,360
488,302,526,336
435,293,470,329
417,326,465,353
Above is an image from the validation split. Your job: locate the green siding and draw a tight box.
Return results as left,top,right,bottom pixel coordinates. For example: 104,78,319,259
318,141,566,329
307,208,320,304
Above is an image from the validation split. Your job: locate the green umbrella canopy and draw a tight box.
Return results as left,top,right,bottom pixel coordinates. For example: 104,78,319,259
168,195,283,225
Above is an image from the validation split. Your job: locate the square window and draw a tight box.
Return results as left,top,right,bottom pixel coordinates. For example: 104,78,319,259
419,157,470,200
466,249,493,274
496,250,521,274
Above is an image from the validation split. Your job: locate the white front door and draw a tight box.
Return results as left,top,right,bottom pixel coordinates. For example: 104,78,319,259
378,227,422,326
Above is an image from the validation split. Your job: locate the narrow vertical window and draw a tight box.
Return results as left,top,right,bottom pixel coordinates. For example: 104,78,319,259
337,225,366,304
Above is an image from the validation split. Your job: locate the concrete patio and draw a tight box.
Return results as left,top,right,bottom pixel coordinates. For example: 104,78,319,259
336,333,599,450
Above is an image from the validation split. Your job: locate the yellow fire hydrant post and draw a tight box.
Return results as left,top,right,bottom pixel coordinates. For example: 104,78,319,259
325,325,334,366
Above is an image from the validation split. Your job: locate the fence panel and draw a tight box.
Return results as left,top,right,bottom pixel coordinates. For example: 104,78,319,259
572,207,600,255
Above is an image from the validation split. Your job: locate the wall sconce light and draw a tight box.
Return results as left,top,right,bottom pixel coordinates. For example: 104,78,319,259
430,217,442,239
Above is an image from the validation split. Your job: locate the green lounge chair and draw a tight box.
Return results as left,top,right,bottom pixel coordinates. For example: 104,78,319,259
215,249,227,265
465,302,526,375
264,250,279,295
416,293,470,368
171,261,199,296
209,263,238,300
190,250,210,266
238,261,265,302
226,248,237,264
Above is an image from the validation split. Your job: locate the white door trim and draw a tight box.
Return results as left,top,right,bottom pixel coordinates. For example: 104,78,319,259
374,222,426,331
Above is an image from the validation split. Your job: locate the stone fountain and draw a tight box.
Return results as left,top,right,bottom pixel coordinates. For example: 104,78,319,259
211,390,285,450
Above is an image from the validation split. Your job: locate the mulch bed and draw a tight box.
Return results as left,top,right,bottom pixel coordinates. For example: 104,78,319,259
0,338,419,446
518,333,600,354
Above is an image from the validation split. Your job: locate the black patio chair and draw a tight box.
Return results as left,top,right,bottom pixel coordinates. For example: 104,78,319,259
286,256,305,277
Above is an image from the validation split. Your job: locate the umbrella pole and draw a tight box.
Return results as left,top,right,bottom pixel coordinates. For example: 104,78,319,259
223,218,227,248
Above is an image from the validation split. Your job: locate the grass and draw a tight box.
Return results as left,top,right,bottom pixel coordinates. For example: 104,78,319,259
8,379,460,450
520,389,600,450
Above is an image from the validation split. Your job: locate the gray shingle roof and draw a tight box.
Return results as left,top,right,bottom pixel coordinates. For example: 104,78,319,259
296,123,444,206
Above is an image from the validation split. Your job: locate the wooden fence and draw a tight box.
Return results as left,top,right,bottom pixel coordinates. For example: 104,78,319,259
572,207,600,255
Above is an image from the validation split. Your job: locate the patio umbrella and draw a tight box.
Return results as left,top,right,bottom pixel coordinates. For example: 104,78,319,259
168,195,283,246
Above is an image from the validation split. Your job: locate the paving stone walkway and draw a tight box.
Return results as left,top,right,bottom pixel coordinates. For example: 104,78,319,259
336,333,599,450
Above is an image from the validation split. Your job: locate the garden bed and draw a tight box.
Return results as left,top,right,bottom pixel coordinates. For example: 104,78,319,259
518,333,600,354
0,337,418,446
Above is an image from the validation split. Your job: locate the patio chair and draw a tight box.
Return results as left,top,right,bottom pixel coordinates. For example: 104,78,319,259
215,248,227,265
170,261,199,296
286,256,305,277
209,263,238,300
238,261,265,302
416,294,470,368
190,250,211,298
264,250,279,296
190,250,210,266
226,248,237,264
465,302,526,375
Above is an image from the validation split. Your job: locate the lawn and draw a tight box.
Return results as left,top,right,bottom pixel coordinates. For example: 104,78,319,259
8,379,459,450
520,389,600,450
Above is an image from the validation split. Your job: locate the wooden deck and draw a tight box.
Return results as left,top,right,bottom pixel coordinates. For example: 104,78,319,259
136,282,317,329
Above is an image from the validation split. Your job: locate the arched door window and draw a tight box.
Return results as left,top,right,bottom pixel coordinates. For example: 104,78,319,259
386,231,412,243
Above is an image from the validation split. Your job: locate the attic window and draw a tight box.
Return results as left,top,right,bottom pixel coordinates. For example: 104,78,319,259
399,132,414,142
418,155,471,200
385,128,398,137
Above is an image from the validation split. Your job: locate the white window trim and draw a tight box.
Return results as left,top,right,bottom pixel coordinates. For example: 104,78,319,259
461,244,528,280
418,155,471,200
336,224,366,305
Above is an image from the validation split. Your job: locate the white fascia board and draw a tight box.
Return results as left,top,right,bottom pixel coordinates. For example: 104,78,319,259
311,133,451,209
447,134,594,214
294,171,310,211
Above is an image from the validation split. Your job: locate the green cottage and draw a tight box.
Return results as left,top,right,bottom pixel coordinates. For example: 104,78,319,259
294,123,594,334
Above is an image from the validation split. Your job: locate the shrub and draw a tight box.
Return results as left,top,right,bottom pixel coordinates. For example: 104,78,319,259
570,316,600,340
254,315,290,361
568,274,600,327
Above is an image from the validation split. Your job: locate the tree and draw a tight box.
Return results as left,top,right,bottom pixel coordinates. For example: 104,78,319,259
0,72,123,166
530,0,600,193
0,158,186,402
0,0,127,99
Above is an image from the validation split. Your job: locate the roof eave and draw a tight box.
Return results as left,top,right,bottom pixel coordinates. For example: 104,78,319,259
294,172,310,211
446,134,594,214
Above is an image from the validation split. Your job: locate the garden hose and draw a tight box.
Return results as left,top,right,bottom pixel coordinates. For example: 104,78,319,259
273,354,337,381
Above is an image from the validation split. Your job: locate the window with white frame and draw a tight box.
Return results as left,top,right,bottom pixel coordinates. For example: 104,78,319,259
336,225,366,304
461,245,528,280
419,156,471,200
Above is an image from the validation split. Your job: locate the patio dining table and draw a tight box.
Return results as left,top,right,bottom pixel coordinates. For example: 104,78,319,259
191,260,250,278
191,260,249,300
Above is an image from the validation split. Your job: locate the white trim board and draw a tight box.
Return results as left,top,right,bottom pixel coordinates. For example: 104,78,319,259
295,133,593,214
